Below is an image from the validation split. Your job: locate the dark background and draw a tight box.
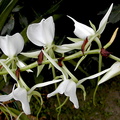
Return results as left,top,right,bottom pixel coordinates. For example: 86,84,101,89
20,0,120,68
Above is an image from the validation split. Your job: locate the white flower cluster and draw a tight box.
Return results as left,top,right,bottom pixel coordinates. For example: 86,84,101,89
0,3,119,115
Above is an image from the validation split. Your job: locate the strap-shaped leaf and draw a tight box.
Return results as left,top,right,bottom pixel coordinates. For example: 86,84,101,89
0,0,18,31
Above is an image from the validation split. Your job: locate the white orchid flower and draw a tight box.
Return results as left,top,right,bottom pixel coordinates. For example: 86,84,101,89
27,16,55,47
0,86,31,115
0,79,62,115
0,33,32,73
47,79,79,109
98,62,120,85
0,33,24,58
67,3,113,39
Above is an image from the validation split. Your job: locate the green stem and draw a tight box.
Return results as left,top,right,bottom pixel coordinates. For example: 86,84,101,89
0,49,99,75
1,49,120,76
93,37,102,105
52,66,61,110
62,63,78,83
56,97,69,110
109,54,120,62
93,85,99,106
50,49,62,120
85,33,99,50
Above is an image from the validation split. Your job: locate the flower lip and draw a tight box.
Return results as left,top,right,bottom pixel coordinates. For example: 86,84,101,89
47,79,79,109
13,87,31,115
0,33,24,58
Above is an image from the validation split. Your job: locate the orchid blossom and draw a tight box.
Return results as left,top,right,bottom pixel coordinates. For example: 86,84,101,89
67,3,113,39
47,79,79,109
0,33,24,58
21,17,55,76
27,16,54,47
0,33,32,73
0,86,31,115
0,77,62,114
54,4,113,54
21,16,55,68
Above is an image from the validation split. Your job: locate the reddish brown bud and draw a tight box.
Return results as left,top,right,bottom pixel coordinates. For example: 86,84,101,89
37,50,44,65
81,37,88,54
100,48,112,58
0,65,3,69
15,67,20,80
58,57,64,67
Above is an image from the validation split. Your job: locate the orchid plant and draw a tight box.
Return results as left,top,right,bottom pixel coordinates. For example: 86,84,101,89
0,2,120,120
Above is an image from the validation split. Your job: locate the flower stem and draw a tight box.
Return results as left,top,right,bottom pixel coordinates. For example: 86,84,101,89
93,37,102,105
0,49,100,75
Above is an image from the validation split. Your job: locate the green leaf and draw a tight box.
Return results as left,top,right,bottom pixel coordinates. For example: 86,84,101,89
1,15,15,35
43,0,63,16
0,0,11,14
0,0,18,31
109,4,120,23
8,107,30,120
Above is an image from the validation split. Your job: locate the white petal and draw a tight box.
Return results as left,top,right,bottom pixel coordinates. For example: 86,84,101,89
0,93,13,101
67,16,95,39
27,16,54,47
41,16,55,46
47,80,69,97
21,50,41,58
55,41,83,53
27,22,45,46
65,80,79,109
97,3,113,34
28,79,62,94
0,33,24,57
77,68,111,86
13,87,31,115
98,61,120,85
16,59,33,72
